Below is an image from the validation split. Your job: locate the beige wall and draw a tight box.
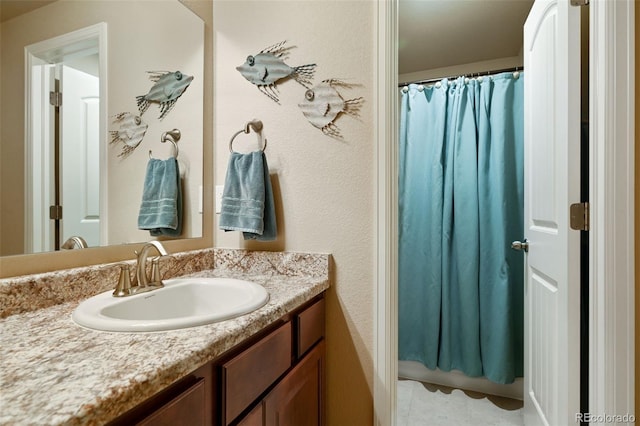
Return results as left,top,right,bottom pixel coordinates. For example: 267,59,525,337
213,1,375,423
0,0,204,255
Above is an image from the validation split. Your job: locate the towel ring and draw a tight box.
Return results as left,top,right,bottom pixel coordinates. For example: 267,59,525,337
229,120,267,153
149,129,180,159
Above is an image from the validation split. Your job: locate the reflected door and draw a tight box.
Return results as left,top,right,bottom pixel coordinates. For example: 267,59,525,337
25,26,104,253
60,65,101,247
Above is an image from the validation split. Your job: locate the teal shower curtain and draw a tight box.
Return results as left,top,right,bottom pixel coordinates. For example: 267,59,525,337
398,73,524,384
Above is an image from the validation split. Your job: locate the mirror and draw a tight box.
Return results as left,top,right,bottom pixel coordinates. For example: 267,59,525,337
0,0,204,256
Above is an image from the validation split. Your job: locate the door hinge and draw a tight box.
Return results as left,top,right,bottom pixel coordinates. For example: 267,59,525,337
570,0,589,6
49,91,62,107
570,202,589,231
49,205,63,220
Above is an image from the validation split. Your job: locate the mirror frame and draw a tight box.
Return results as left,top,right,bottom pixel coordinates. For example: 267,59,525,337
0,0,213,279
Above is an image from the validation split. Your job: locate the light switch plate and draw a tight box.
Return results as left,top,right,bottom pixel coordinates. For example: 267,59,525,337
215,185,224,214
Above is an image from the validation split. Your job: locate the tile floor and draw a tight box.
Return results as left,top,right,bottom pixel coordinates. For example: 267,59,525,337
397,380,524,426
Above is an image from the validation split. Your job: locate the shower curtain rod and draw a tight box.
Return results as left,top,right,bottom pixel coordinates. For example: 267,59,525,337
398,66,523,88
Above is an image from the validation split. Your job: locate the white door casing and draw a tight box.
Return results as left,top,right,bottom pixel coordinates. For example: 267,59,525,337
26,61,56,253
523,0,581,425
589,0,635,422
374,0,399,425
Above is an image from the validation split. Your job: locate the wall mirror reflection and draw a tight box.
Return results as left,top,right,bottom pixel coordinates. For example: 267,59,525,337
0,0,205,256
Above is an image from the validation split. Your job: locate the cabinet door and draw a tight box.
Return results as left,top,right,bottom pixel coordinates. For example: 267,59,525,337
237,403,263,426
263,340,324,426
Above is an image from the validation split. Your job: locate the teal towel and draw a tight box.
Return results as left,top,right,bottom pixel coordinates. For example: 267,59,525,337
137,157,182,236
219,151,276,241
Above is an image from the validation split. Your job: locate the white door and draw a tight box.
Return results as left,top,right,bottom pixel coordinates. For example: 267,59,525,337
523,0,581,425
60,65,101,247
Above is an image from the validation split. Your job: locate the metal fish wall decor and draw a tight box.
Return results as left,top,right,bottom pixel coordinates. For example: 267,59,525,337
298,79,363,139
236,41,316,103
136,71,193,120
109,112,148,158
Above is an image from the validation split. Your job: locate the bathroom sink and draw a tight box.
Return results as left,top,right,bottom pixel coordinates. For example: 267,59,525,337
72,277,269,332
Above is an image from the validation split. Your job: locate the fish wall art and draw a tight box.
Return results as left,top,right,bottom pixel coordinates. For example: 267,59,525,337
136,70,193,120
109,112,148,158
236,41,316,103
298,79,363,139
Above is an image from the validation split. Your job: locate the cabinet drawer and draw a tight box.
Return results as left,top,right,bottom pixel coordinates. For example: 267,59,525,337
222,322,292,424
138,378,206,426
296,299,325,358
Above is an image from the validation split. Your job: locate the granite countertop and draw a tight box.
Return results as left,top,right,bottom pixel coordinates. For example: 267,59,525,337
0,250,330,425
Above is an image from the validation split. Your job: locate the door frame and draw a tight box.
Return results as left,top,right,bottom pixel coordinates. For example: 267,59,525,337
373,1,635,425
588,0,635,421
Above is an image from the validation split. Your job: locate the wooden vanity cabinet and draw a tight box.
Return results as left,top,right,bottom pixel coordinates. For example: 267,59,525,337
108,295,325,426
223,297,325,426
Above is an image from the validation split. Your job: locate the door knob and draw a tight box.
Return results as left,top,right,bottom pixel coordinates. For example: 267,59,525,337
511,240,529,252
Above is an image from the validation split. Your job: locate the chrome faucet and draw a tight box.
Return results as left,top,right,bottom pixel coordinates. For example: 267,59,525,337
113,241,168,297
